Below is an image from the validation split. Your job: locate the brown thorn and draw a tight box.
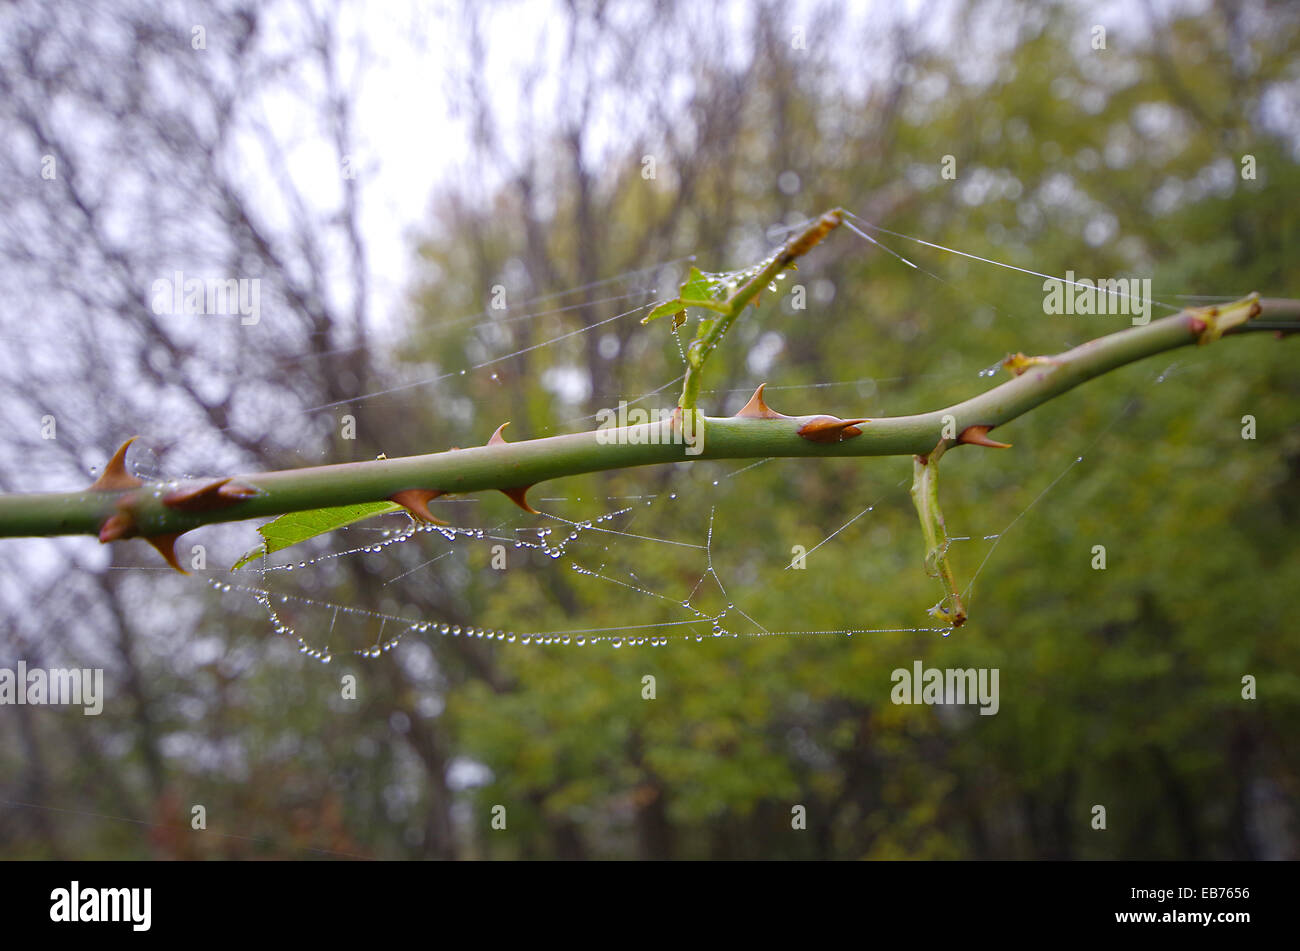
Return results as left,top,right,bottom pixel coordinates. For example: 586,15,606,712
797,416,869,443
146,533,187,574
218,481,259,500
487,423,511,446
733,383,789,420
98,512,136,543
498,486,538,514
958,425,1012,449
389,489,448,525
163,477,259,512
89,437,143,492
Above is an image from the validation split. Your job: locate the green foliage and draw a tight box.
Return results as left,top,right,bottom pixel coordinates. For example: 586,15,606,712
232,501,403,570
642,266,729,324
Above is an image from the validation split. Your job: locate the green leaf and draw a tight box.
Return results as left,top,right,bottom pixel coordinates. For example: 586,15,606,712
678,266,728,310
642,298,686,324
231,500,404,570
643,268,730,324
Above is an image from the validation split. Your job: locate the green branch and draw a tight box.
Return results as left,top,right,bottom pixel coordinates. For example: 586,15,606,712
1,211,1294,628
645,209,844,410
911,439,966,627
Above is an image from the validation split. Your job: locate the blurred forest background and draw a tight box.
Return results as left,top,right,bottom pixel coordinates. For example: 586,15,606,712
0,0,1297,860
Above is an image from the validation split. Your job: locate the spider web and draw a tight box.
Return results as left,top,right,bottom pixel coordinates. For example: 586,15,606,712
182,210,1219,660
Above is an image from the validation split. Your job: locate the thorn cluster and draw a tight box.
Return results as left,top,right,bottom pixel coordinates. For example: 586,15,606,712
732,383,869,443
90,437,259,574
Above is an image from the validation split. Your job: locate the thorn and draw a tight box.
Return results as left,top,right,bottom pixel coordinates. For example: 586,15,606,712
1001,353,1057,377
486,425,535,510
98,512,135,543
146,533,187,574
1190,292,1260,345
389,489,447,525
163,477,259,512
733,383,789,420
89,437,143,492
219,482,259,500
797,415,869,443
498,486,538,514
958,425,1012,449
